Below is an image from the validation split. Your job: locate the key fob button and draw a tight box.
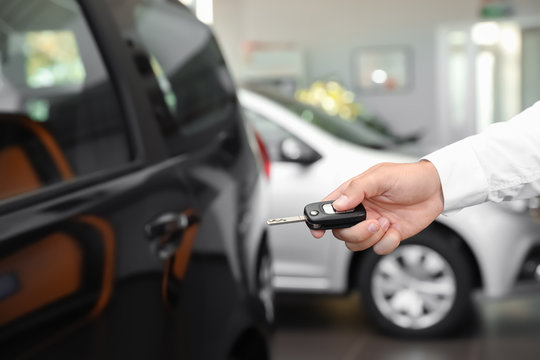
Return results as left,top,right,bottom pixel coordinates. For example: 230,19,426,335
322,204,335,214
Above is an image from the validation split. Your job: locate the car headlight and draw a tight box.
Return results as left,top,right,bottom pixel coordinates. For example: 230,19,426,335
499,197,540,220
500,199,531,213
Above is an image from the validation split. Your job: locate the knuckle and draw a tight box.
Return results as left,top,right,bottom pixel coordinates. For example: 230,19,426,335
371,163,385,171
370,162,390,173
348,178,362,190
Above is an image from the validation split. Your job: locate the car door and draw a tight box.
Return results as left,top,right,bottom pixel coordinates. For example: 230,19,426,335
242,104,341,290
1,0,270,358
0,0,206,358
105,1,271,358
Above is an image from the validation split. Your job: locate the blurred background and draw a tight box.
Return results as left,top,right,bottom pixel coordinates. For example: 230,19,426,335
190,0,540,149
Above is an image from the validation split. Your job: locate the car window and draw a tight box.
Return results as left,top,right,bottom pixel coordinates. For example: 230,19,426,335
0,0,133,202
108,0,238,156
248,90,400,150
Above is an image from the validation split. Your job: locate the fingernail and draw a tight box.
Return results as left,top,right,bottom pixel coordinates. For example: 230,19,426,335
333,195,348,209
374,227,401,255
368,222,379,234
374,236,394,254
373,241,385,254
380,217,390,231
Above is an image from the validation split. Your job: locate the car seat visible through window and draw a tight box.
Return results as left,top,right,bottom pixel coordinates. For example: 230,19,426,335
0,113,74,201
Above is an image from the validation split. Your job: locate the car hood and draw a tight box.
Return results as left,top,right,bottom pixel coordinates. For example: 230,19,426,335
327,137,420,180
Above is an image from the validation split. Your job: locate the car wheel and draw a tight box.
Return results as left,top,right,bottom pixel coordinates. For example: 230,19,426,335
358,232,473,337
257,243,275,324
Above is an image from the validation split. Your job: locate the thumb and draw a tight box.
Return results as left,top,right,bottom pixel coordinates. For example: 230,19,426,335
332,172,381,211
332,193,362,211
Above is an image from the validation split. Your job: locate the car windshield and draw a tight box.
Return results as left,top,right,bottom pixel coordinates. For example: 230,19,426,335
250,89,420,150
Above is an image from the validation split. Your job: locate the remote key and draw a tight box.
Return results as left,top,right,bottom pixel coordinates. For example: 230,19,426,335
267,201,366,230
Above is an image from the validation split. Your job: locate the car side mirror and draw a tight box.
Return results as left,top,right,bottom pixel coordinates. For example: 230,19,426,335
279,138,321,165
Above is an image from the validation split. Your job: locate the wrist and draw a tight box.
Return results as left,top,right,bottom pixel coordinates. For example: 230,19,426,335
419,159,444,212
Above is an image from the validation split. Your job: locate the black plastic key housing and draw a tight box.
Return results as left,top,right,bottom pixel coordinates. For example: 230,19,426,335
303,201,366,230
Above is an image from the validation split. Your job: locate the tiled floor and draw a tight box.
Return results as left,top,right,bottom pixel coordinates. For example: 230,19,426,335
271,289,540,360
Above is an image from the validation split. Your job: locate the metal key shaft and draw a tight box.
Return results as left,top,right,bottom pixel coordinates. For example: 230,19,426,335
267,216,307,225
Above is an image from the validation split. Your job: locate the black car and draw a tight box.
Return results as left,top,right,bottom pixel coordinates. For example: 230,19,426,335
0,0,272,359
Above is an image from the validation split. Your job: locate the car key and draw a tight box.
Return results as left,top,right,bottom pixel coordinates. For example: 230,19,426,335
267,200,366,230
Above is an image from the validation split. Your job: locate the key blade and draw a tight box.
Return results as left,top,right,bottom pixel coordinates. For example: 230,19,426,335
267,215,307,225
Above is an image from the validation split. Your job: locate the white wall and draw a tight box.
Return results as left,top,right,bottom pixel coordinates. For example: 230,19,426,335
214,0,540,149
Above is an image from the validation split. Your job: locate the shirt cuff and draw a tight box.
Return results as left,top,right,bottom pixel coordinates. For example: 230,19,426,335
422,136,489,213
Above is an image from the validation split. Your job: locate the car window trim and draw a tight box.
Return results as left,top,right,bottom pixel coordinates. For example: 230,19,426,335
0,160,144,216
78,0,168,164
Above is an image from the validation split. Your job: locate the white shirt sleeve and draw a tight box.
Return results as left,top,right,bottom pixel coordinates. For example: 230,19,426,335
423,100,540,213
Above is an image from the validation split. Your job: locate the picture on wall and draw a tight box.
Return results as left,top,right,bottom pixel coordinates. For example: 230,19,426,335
352,46,412,93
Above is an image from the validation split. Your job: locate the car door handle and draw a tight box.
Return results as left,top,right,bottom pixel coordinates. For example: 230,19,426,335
144,212,198,259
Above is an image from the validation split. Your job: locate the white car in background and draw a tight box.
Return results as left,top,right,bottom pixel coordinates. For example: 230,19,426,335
239,88,540,338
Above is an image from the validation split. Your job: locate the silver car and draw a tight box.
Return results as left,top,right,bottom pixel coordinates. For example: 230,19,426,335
240,88,540,337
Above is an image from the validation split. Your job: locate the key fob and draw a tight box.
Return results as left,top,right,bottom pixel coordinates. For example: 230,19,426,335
304,201,366,230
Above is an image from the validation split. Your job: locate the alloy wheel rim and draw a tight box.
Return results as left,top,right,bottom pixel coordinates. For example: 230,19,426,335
371,244,457,330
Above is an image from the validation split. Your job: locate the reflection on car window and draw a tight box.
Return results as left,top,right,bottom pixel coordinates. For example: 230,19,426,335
25,31,86,88
148,54,177,116
249,90,401,149
243,107,295,162
0,0,132,202
109,0,238,156
273,93,394,149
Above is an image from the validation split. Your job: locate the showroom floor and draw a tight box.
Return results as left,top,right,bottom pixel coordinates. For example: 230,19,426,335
271,288,540,360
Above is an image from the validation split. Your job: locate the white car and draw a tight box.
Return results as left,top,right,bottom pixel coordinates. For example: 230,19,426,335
239,88,540,337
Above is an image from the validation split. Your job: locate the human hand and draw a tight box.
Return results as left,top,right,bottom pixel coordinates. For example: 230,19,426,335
311,160,444,254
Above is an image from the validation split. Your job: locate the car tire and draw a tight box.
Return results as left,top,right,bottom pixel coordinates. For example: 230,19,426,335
256,242,275,324
358,231,474,338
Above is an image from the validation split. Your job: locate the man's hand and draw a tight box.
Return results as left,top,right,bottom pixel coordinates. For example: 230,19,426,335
311,160,444,255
